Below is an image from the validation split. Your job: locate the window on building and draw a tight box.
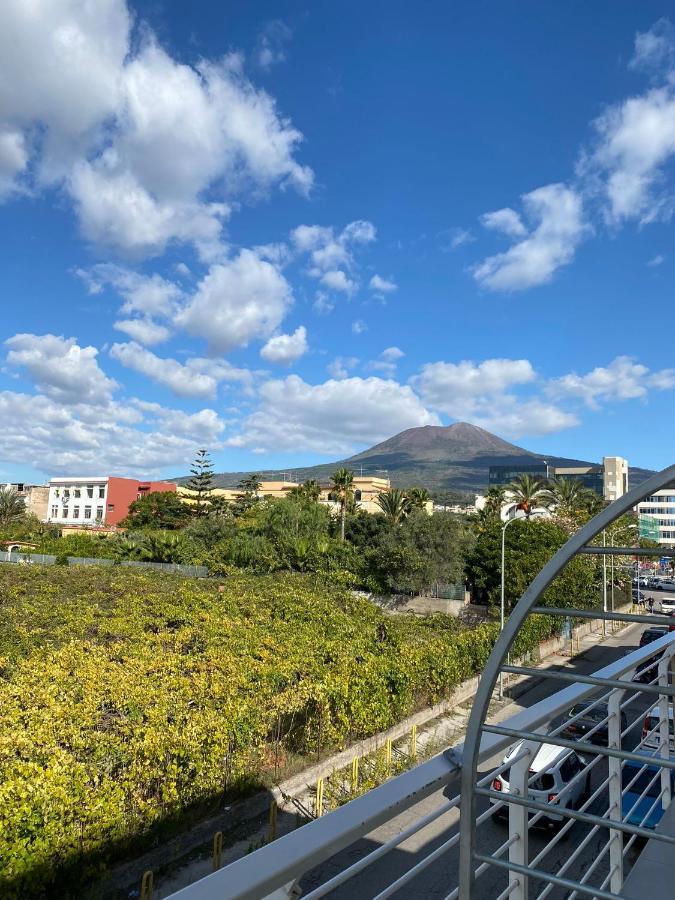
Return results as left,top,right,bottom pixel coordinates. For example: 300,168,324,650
63,489,70,498
72,507,80,519
74,488,81,498
354,489,362,501
84,506,92,519
99,486,105,498
87,486,94,498
51,505,58,518
107,503,114,511
96,507,104,521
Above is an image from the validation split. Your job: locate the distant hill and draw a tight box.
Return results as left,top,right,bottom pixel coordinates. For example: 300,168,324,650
173,422,654,498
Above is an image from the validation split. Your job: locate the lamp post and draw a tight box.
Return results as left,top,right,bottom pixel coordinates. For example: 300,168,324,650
499,507,548,700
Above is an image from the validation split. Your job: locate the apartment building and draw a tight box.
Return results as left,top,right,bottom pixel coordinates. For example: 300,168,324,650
47,477,176,527
636,490,675,545
0,482,49,520
488,456,629,503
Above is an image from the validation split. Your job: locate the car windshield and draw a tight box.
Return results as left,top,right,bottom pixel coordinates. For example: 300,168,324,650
623,765,661,798
569,703,606,723
529,771,555,792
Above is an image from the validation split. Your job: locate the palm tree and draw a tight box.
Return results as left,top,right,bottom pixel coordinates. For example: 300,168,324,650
0,488,26,527
376,488,412,526
506,474,549,519
406,487,431,510
484,486,506,517
290,479,321,503
543,477,593,518
330,468,354,541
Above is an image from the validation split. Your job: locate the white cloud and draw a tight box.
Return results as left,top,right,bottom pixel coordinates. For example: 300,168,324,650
630,18,675,74
479,207,527,237
441,228,475,251
352,319,367,335
291,219,376,294
260,326,308,365
113,318,171,346
471,400,579,438
327,356,359,379
321,270,357,293
0,130,29,197
548,355,675,409
255,20,292,70
411,358,536,417
176,249,293,353
110,342,254,398
473,184,586,291
110,342,218,398
368,346,405,377
77,265,182,317
5,333,117,405
230,374,439,454
647,253,665,267
313,291,334,314
369,274,397,294
0,1,313,254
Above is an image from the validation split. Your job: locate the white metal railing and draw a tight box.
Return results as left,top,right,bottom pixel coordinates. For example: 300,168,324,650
166,632,675,900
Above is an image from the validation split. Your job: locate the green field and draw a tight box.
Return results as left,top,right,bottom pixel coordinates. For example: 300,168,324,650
0,565,505,896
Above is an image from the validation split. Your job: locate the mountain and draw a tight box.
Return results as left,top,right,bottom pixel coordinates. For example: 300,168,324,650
174,422,653,497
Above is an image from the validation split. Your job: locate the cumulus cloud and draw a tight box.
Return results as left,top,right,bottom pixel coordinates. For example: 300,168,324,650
479,207,527,237
0,130,29,197
260,326,308,365
327,356,359,379
77,264,182,317
368,346,404,376
5,333,117,405
352,319,367,335
0,0,313,254
113,318,171,346
110,341,253,397
647,253,665,267
473,184,586,291
471,400,580,438
369,274,397,295
291,219,376,296
229,375,439,454
176,249,293,353
411,359,536,416
548,356,675,409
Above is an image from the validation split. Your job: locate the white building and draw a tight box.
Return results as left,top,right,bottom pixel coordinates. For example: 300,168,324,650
636,490,675,545
47,477,108,526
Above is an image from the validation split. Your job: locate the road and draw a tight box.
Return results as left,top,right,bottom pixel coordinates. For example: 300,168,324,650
300,622,655,899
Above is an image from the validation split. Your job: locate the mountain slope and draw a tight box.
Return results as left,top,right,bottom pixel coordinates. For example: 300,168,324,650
174,422,650,497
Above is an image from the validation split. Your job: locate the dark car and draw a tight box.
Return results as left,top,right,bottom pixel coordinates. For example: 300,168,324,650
640,626,670,647
558,701,627,746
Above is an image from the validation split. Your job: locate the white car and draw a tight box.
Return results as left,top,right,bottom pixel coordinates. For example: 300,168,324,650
655,579,675,592
642,705,675,752
658,597,675,614
491,741,590,826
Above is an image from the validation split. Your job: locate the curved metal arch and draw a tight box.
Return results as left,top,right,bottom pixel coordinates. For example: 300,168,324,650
457,463,675,898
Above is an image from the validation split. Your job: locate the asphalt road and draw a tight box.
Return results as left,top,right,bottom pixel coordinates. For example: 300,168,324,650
300,622,655,900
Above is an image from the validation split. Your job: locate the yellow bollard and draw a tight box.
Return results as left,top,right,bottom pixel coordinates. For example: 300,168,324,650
351,756,359,792
385,738,392,771
268,799,278,841
411,724,418,760
140,870,154,900
212,831,223,871
316,777,324,817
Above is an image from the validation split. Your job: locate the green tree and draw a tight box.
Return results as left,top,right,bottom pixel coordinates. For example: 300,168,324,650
506,474,550,518
0,488,26,527
484,486,506,518
120,491,190,530
181,513,235,550
289,479,322,504
376,488,412,526
330,468,354,541
406,487,431,510
187,449,215,516
232,473,262,517
543,477,597,520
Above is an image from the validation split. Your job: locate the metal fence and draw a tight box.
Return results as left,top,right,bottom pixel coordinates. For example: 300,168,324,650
166,463,675,900
0,552,208,577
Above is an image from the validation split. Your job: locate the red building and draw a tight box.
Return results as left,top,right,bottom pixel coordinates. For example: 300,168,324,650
105,478,176,526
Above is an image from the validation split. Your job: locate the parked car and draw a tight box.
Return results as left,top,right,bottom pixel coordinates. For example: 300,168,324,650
642,705,675,752
655,579,675,591
657,597,675,614
639,626,671,647
557,701,627,746
491,741,590,827
622,750,675,830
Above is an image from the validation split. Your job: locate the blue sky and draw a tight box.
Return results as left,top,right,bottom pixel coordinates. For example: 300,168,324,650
1,1,675,482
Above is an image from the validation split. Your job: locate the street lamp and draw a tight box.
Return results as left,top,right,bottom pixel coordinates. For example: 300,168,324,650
499,507,548,700
604,524,638,634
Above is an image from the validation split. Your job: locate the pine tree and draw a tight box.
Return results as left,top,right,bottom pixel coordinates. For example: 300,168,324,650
188,449,214,516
